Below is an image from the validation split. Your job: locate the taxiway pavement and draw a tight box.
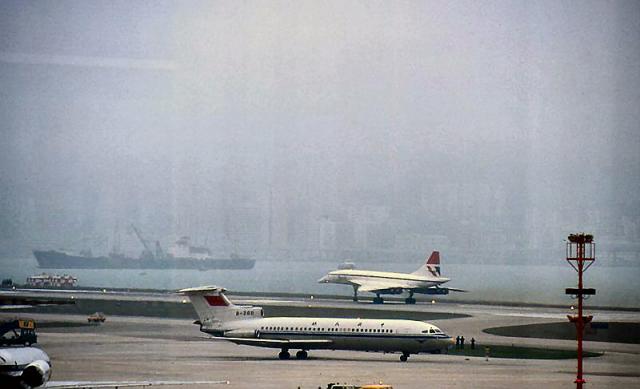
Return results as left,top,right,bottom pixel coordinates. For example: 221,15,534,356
2,294,639,388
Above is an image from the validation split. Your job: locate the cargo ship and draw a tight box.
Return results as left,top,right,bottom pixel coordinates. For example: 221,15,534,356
33,230,255,270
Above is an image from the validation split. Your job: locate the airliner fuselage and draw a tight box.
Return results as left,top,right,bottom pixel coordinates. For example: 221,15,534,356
202,316,452,354
320,269,449,290
318,251,465,303
181,285,454,361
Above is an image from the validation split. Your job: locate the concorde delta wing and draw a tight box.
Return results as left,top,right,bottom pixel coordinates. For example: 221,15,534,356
207,336,332,349
440,287,467,293
356,280,414,293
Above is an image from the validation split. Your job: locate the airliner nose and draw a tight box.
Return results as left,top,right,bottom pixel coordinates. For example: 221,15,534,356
317,275,328,283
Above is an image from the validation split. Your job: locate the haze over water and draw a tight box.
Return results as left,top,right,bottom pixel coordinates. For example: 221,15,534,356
1,256,637,309
1,2,639,308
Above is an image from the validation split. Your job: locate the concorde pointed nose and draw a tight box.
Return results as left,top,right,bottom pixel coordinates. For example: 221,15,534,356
317,275,329,283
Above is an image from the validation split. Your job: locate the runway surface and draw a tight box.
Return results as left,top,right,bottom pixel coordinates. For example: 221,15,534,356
1,292,639,388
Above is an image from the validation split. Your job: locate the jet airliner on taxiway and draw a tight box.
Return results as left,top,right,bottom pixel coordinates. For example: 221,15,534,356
318,251,466,304
180,285,454,362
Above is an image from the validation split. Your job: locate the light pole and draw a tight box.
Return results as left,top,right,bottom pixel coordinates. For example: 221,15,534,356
565,233,596,389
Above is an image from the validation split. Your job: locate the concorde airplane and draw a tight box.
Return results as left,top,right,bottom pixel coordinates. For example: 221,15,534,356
318,251,466,304
0,346,228,388
180,285,454,362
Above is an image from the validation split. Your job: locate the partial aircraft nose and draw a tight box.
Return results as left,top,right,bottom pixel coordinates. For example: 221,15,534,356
317,275,329,283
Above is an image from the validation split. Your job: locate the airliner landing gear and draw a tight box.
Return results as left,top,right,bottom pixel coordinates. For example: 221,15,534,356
296,350,308,360
278,350,290,360
373,294,384,304
352,285,359,302
400,353,410,362
405,291,416,304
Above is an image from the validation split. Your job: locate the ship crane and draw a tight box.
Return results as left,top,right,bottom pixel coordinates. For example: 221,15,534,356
131,224,156,259
154,240,165,258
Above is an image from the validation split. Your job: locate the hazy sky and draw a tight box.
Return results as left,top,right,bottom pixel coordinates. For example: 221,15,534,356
1,1,638,258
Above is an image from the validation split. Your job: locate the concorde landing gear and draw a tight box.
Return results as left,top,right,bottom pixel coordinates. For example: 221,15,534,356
352,285,359,302
400,352,410,362
278,350,290,360
372,294,384,304
296,350,308,360
405,290,416,304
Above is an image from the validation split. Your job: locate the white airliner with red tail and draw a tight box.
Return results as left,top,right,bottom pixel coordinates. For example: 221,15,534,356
179,286,454,362
318,251,466,304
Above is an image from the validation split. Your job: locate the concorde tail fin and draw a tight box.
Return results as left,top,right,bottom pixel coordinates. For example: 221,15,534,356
411,251,441,277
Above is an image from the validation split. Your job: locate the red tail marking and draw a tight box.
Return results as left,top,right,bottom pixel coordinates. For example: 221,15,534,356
204,295,228,306
426,251,440,265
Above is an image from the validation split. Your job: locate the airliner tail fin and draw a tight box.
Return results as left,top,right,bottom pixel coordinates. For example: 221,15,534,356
179,286,262,329
412,251,441,277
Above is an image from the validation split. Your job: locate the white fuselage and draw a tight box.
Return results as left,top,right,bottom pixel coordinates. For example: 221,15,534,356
201,316,453,354
0,347,49,375
319,269,449,292
0,347,51,388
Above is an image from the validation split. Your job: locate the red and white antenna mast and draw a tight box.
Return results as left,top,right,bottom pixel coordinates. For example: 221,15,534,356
565,233,596,389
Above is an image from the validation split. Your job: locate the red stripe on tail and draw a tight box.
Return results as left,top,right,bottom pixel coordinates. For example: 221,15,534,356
426,251,440,265
204,295,229,306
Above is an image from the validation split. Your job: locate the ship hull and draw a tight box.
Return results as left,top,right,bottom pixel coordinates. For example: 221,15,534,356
33,250,255,270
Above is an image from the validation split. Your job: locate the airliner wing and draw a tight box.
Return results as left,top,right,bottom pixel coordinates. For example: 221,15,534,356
439,287,467,292
44,380,228,388
208,336,332,349
411,286,468,294
356,282,467,294
356,280,413,293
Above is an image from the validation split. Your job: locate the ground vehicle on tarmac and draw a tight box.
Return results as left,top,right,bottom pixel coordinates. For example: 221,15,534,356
87,312,106,323
0,319,37,346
